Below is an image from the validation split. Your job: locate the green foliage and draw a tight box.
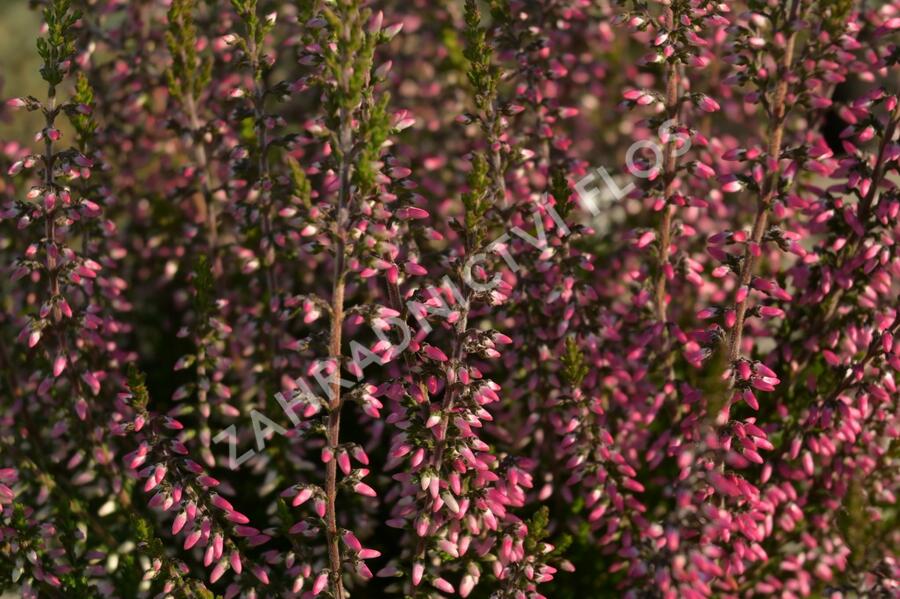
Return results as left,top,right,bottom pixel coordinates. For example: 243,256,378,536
36,0,80,92
296,0,318,24
523,506,550,554
231,0,276,73
111,552,142,598
320,2,378,117
354,93,391,196
238,115,257,144
287,156,312,208
165,0,212,100
192,254,215,320
463,152,490,247
59,571,91,595
549,167,573,220
10,502,27,530
134,517,218,599
463,0,499,112
134,516,163,554
69,72,96,147
819,0,853,36
441,26,467,74
688,341,729,415
275,497,295,535
488,0,511,26
561,336,589,388
126,364,150,411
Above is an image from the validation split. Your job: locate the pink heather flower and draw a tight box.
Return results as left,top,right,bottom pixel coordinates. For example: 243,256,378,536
343,531,362,551
693,161,716,179
759,305,784,318
353,482,377,497
312,572,328,595
292,486,313,507
226,510,249,524
172,511,187,535
184,529,202,550
27,329,42,348
697,95,720,112
397,206,429,219
721,177,744,193
2,3,897,597
7,161,24,175
383,22,403,39
81,371,101,395
337,451,351,474
229,551,242,574
210,494,233,512
637,230,657,248
423,345,448,362
210,561,227,583
412,562,425,586
857,125,875,142
251,565,270,585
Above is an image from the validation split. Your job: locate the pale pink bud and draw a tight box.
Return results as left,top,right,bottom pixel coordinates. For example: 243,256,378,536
353,482,377,497
206,491,229,509
28,330,41,348
184,529,202,550
292,487,313,507
82,371,101,395
312,572,328,595
433,578,455,593
172,511,187,535
424,345,448,361
636,231,655,248
230,551,242,574
412,562,424,586
337,451,351,475
721,178,744,193
383,22,403,39
698,95,720,112
210,561,227,583
251,565,270,585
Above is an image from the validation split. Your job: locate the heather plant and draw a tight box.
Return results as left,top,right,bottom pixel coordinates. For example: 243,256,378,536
1,0,899,598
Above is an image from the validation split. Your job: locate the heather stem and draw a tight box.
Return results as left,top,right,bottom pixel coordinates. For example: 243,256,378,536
252,73,277,304
653,7,681,326
184,91,221,274
725,0,801,365
241,25,279,373
167,0,220,268
228,12,287,448
324,109,352,599
44,95,59,315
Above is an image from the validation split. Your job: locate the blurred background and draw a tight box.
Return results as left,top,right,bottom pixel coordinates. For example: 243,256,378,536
0,2,44,143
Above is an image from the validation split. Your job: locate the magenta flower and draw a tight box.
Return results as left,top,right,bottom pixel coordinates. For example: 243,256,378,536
0,0,898,597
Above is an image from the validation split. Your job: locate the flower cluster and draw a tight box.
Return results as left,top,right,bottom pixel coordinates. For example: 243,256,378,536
1,0,898,598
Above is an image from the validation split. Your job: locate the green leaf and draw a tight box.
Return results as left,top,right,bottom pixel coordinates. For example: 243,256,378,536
561,336,589,388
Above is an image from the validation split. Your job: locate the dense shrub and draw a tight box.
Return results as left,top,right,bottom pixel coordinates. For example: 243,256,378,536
1,0,898,597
